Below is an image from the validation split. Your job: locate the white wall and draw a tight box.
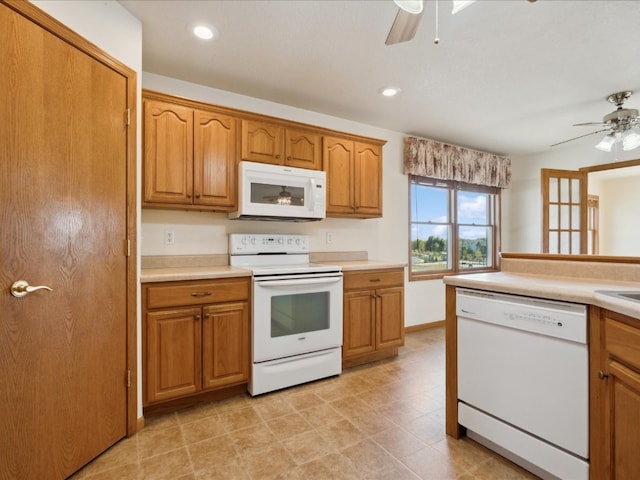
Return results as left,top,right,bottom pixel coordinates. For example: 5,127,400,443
503,137,640,254
142,73,445,328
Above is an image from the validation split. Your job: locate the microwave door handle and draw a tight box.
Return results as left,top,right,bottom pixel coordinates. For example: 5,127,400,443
309,179,315,210
257,277,342,288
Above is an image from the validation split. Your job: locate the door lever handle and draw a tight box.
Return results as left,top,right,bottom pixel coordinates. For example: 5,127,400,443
10,280,53,298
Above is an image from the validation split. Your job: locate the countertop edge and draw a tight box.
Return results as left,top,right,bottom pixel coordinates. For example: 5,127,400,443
140,266,251,284
141,260,406,283
444,272,640,319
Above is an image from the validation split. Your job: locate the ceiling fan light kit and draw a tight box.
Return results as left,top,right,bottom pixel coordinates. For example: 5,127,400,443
393,0,424,14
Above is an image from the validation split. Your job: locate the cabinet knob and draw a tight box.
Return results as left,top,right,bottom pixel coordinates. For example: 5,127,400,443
287,156,292,161
195,193,200,199
598,370,609,380
275,154,281,159
195,315,201,321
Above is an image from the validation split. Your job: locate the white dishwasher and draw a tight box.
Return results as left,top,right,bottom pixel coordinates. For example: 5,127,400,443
456,288,589,480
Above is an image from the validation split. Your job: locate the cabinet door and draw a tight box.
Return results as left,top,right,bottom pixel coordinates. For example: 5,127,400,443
241,119,284,165
194,110,238,209
323,136,354,215
202,302,250,390
354,141,382,217
606,360,640,480
343,290,376,358
285,128,322,170
143,99,193,204
145,307,202,404
376,286,404,349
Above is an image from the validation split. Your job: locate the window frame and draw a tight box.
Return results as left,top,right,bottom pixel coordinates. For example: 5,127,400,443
408,175,501,281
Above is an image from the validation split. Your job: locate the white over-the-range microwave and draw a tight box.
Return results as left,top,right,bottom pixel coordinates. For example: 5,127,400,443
229,161,326,222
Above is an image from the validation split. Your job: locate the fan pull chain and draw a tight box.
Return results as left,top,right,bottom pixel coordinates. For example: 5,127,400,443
434,0,440,44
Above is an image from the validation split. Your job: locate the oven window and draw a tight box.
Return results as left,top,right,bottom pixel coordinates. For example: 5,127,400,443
250,182,305,206
271,292,329,337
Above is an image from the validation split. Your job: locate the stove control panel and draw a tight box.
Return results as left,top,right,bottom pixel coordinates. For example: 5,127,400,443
229,233,309,255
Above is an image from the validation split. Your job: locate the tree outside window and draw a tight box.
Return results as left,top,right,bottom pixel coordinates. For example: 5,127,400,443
409,176,499,280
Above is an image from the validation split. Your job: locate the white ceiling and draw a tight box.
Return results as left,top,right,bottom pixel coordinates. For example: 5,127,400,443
119,0,640,157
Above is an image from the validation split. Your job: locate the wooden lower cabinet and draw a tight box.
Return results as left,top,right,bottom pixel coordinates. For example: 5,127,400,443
143,277,250,408
591,308,640,480
342,268,404,367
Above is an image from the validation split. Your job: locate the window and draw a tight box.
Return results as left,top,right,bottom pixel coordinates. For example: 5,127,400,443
409,175,500,280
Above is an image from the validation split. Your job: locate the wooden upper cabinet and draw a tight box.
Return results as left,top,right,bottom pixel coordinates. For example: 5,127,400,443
324,136,383,218
194,110,237,208
143,93,238,211
354,142,382,217
284,127,322,170
241,120,322,170
241,120,283,165
323,136,354,215
144,99,194,205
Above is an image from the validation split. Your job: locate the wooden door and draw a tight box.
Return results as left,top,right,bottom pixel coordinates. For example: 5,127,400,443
376,287,404,349
202,302,249,390
145,308,202,404
144,99,194,205
541,168,587,254
1,3,134,478
241,119,283,165
354,142,383,216
323,136,355,215
343,290,376,358
284,128,322,170
194,110,238,209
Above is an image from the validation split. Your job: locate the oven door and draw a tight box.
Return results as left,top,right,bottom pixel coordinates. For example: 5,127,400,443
252,272,343,363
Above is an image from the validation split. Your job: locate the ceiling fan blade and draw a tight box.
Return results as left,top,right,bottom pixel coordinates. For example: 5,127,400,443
385,9,424,45
550,128,610,147
573,122,608,127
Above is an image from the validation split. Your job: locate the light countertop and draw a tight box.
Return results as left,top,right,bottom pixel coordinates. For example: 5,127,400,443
141,259,405,283
444,271,640,319
141,265,251,283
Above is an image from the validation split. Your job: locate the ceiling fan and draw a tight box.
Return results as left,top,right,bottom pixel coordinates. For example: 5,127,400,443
385,0,537,46
263,186,303,205
551,91,640,152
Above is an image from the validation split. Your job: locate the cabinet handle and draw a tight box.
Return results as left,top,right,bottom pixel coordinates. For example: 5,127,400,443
191,292,212,297
598,370,609,380
369,278,381,283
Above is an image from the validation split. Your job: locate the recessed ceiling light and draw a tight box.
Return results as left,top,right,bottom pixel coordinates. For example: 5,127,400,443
380,87,401,97
191,23,217,40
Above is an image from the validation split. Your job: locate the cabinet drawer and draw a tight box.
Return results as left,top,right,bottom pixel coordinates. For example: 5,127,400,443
605,318,640,372
146,278,250,309
344,268,403,290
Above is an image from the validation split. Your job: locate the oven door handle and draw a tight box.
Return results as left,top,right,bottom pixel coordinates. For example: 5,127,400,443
256,277,342,288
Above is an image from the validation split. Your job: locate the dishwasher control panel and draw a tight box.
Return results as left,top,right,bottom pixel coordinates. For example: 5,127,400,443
456,288,587,344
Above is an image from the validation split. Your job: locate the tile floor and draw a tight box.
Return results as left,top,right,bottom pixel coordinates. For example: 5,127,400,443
71,327,538,479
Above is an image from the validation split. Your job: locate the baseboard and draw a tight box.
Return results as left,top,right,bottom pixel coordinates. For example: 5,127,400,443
136,416,145,433
405,320,445,333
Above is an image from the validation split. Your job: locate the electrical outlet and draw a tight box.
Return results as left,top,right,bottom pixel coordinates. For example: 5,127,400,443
326,232,334,244
164,230,175,245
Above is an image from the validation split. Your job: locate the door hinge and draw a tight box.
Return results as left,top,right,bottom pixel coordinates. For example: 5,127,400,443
125,239,131,257
126,370,131,388
125,108,131,126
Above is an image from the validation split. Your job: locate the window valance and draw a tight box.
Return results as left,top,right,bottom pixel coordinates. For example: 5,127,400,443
403,137,511,189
